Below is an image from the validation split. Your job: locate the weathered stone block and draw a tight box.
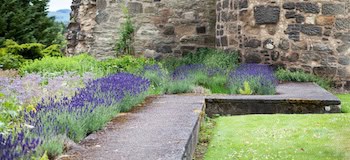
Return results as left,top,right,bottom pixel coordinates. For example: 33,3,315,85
312,43,333,54
271,51,280,61
337,44,350,54
338,56,350,65
244,51,262,63
163,24,175,35
128,2,143,14
96,11,109,24
296,2,320,14
96,0,107,11
313,66,337,78
285,11,296,19
316,16,335,26
301,24,322,36
287,52,299,62
220,36,228,46
180,46,196,54
279,39,290,50
322,4,346,15
288,32,300,41
244,39,261,48
196,26,206,34
254,6,280,25
335,18,350,30
156,45,172,53
239,0,248,9
283,2,295,10
263,39,274,50
295,15,305,23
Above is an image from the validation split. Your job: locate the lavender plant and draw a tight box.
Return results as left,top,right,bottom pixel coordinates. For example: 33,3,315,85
0,72,93,107
24,73,150,157
229,64,278,95
0,132,41,160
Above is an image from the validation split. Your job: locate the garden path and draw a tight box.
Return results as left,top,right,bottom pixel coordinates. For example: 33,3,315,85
76,95,204,160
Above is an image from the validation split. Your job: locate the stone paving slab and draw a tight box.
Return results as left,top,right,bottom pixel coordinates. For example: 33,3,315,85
205,83,342,116
79,95,204,160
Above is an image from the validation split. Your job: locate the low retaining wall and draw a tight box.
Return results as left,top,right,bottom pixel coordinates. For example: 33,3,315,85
205,83,341,117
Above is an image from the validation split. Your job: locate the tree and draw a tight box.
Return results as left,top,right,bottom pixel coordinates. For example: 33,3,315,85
0,0,63,46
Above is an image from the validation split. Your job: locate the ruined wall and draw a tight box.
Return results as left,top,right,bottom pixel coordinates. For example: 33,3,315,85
67,0,217,59
216,0,350,90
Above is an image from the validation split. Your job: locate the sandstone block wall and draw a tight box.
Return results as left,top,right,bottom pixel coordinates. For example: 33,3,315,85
216,0,350,90
67,0,217,59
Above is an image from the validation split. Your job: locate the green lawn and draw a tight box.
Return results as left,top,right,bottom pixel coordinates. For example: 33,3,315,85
203,94,350,160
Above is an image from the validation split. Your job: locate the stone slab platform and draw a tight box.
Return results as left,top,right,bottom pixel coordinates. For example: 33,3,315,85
205,83,341,117
79,95,204,160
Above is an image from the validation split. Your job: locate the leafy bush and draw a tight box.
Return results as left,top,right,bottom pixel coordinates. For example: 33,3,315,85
99,55,156,75
20,54,156,77
0,40,65,69
19,54,101,76
41,44,63,57
162,48,239,71
275,68,331,89
2,40,45,60
0,53,25,69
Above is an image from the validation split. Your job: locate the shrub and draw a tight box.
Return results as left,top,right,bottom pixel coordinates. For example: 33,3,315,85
229,64,277,95
275,68,331,89
41,44,63,57
99,55,156,75
2,40,45,60
0,53,25,69
19,54,101,76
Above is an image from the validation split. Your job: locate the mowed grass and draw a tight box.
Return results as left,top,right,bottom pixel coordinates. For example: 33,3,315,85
204,94,350,160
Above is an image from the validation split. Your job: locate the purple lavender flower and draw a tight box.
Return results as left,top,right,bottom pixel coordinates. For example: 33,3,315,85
0,132,41,160
229,64,277,95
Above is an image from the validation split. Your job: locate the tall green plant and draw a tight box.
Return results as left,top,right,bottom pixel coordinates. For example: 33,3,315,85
115,5,134,55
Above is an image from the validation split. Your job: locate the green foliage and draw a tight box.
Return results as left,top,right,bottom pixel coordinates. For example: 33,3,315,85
36,136,64,159
99,55,156,75
337,94,350,113
1,39,45,59
276,68,331,89
0,0,64,46
19,54,101,76
0,40,65,69
0,96,23,134
239,81,253,95
163,80,194,94
41,44,63,57
0,52,25,69
162,48,239,71
229,77,276,95
191,71,229,94
115,6,134,55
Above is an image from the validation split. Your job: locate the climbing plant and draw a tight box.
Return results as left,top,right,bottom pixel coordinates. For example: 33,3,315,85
115,5,134,55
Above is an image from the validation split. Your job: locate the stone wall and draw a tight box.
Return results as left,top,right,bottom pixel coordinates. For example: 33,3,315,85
67,0,350,90
66,0,217,59
216,0,350,90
